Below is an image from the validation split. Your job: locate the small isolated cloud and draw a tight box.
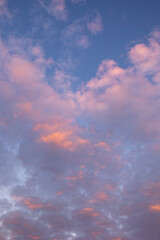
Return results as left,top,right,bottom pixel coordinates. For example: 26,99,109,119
39,0,68,21
87,12,103,35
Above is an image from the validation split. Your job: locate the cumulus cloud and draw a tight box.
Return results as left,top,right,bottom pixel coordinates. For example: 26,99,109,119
77,33,160,141
1,31,160,240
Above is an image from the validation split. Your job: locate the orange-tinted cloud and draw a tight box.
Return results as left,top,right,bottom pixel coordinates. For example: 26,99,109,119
40,131,73,150
91,231,102,237
97,192,109,201
66,170,83,181
89,192,110,203
79,208,100,217
56,191,63,196
112,238,122,240
149,204,160,212
94,141,111,151
13,196,52,211
24,200,52,210
29,236,40,240
34,121,89,151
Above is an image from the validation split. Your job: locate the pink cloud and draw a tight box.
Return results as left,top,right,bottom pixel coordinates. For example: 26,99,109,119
129,35,160,74
77,31,160,139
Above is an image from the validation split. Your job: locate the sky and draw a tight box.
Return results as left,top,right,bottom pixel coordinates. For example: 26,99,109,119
0,0,160,239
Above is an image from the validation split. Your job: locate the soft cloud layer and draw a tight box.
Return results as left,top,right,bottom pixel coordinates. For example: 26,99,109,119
1,28,160,240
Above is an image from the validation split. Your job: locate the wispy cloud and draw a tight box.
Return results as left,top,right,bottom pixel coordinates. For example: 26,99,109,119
0,0,10,18
61,12,103,49
39,0,68,21
87,12,103,34
62,18,90,48
71,0,87,4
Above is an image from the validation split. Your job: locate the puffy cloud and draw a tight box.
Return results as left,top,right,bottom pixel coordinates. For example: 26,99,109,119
77,34,160,141
129,33,160,74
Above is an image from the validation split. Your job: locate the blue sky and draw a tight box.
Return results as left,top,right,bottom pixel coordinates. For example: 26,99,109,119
1,1,160,240
2,0,160,85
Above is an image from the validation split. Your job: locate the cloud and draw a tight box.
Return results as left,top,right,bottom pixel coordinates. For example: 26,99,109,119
39,0,68,21
87,12,103,35
1,31,160,240
77,33,160,141
61,13,103,49
129,34,160,75
52,68,76,91
71,0,87,4
62,18,90,48
0,0,10,17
